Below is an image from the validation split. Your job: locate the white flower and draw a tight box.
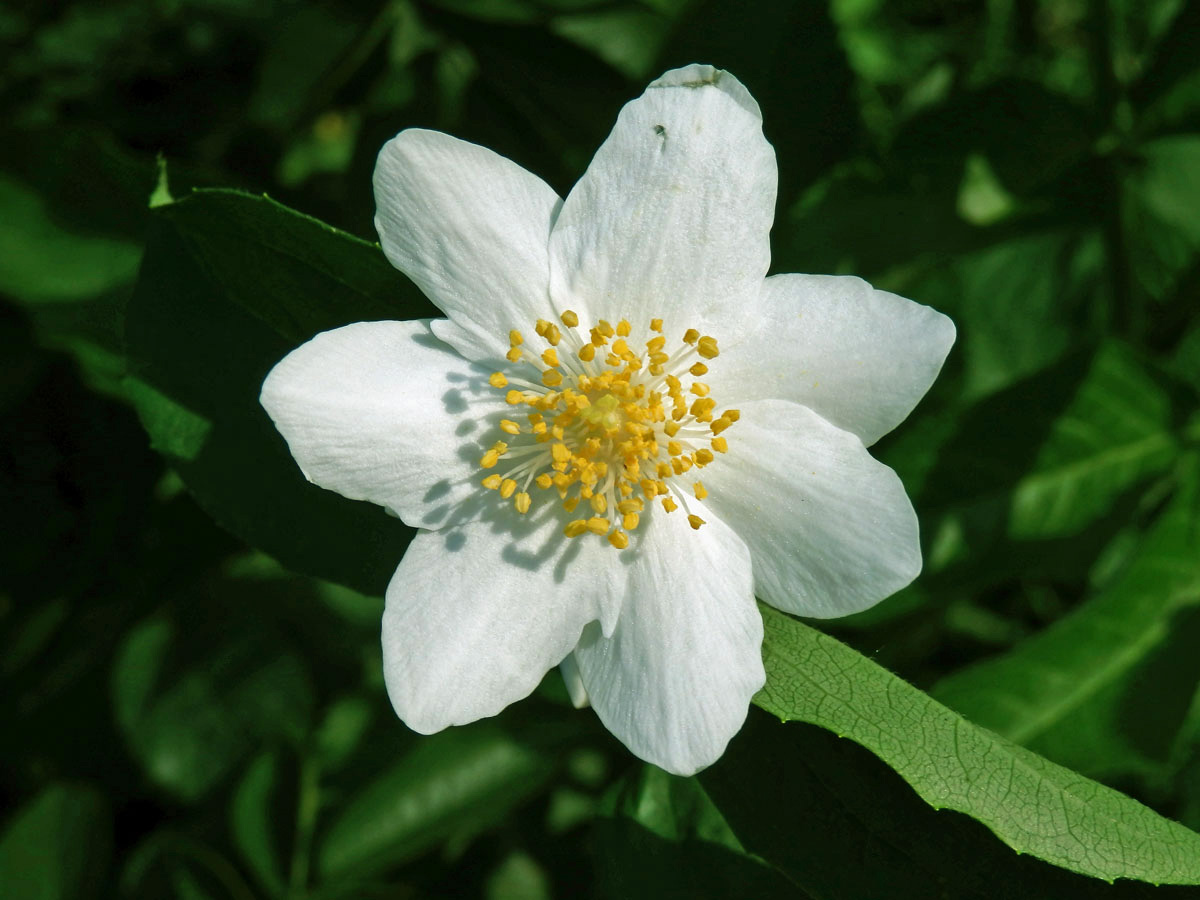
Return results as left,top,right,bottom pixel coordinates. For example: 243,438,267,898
260,64,955,776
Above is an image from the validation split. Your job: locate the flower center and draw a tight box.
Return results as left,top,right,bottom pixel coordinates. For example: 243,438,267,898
479,311,737,549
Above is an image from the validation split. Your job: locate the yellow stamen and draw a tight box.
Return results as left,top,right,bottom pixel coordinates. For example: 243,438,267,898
476,313,733,545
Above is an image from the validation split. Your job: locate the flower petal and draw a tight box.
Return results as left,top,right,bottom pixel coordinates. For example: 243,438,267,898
573,507,762,776
717,274,956,446
701,399,921,619
374,129,562,361
548,64,776,333
260,319,505,530
383,511,622,732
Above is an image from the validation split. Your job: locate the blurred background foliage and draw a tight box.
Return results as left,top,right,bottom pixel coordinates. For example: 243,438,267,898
2,0,1200,897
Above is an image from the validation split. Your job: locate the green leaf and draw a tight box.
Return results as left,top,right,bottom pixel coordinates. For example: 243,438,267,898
125,189,436,594
0,784,111,900
932,456,1200,781
1124,136,1200,306
316,722,559,881
0,174,141,304
744,605,1200,885
594,765,808,899
230,752,286,898
702,712,1184,900
112,607,315,801
919,343,1179,578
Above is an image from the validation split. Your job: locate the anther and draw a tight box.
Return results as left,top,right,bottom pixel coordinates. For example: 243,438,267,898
683,328,700,344
542,348,559,367
688,514,705,530
560,310,579,328
608,530,629,549
489,372,508,388
514,492,531,514
697,336,719,359
693,482,708,500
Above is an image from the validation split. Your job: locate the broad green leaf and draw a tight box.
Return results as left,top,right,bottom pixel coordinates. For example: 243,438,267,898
0,175,141,304
0,784,111,900
125,189,435,594
112,609,314,801
932,456,1200,780
919,343,1178,579
744,605,1200,885
703,712,1183,900
317,722,559,880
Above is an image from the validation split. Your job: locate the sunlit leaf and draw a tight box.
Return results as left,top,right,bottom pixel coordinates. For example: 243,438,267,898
933,455,1200,780
740,605,1200,885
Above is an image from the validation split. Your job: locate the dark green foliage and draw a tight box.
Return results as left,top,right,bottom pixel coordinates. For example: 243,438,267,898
4,1,1200,897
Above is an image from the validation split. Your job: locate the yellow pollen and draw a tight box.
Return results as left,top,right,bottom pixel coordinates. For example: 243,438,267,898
478,313,736,545
586,516,610,535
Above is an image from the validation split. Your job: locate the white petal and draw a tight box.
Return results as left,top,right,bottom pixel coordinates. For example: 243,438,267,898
548,65,776,334
260,320,505,530
701,399,921,618
717,275,956,446
573,506,762,776
373,129,562,361
559,653,590,709
383,510,622,732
